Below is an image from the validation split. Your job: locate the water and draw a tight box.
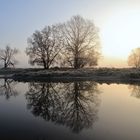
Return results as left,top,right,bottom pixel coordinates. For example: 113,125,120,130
0,79,140,140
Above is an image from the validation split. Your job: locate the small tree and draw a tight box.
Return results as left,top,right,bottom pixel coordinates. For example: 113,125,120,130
60,15,100,69
0,46,18,68
26,25,63,69
128,48,140,68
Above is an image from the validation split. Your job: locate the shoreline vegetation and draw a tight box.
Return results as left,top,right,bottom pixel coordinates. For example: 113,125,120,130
0,68,140,84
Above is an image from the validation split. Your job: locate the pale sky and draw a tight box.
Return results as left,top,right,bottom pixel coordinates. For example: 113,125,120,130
1,0,140,67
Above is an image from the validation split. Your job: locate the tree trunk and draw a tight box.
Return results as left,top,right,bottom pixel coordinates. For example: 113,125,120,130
74,56,78,69
42,59,47,69
4,62,7,68
74,46,79,69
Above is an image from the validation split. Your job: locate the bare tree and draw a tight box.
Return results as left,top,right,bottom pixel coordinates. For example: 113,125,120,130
26,25,63,69
0,45,18,68
60,15,100,69
128,48,140,68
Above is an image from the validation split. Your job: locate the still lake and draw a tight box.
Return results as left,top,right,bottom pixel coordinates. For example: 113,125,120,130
0,79,140,140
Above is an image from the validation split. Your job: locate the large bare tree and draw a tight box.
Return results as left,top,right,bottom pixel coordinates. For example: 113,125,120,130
0,45,18,68
128,48,140,68
60,15,100,69
26,25,63,69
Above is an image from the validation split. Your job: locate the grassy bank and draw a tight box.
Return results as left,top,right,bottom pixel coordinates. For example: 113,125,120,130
0,68,140,83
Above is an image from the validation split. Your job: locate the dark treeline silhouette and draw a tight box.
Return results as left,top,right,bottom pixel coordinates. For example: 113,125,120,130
26,15,101,69
26,81,101,133
0,78,18,100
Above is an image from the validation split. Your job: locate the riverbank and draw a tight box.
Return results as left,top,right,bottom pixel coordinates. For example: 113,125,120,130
0,68,140,83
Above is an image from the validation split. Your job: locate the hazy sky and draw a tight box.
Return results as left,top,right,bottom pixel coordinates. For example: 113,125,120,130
1,0,140,67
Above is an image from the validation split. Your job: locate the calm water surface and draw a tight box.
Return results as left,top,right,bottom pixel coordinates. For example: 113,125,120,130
0,79,140,140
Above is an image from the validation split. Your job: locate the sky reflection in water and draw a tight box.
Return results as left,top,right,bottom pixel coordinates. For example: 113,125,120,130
0,79,140,140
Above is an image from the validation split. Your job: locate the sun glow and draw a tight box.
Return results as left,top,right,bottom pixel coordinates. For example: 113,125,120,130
101,10,140,60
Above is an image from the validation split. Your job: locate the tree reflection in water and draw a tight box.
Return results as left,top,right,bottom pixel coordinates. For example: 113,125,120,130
26,82,63,121
26,81,101,133
128,84,140,98
0,78,18,100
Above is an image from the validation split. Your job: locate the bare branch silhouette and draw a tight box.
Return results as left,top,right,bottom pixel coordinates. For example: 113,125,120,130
0,78,18,100
26,81,101,133
26,25,63,69
59,15,101,68
60,81,101,133
0,46,18,68
26,82,63,121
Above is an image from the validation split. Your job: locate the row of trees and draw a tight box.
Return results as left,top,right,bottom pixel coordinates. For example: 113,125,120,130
0,15,101,69
26,15,100,69
1,15,140,69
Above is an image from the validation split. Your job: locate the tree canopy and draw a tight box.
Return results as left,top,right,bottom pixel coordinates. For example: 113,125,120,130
60,15,100,68
26,15,101,69
26,25,63,69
